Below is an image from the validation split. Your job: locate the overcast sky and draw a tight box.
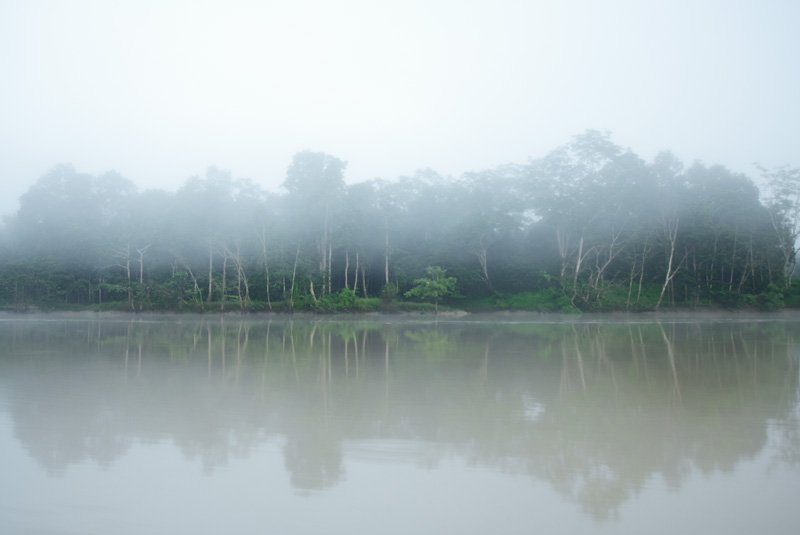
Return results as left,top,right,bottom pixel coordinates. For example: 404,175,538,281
1,0,798,217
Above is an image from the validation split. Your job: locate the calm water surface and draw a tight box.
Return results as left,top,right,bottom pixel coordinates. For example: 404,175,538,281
1,312,799,534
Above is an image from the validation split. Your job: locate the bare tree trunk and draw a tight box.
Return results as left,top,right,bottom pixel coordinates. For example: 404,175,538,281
137,244,150,285
259,224,272,310
344,249,350,290
657,216,682,310
571,233,593,306
242,265,249,308
573,234,585,293
384,215,390,287
136,244,151,310
328,242,332,296
708,234,718,292
126,251,133,310
206,240,213,306
476,235,491,289
637,240,649,303
220,251,228,312
590,218,629,299
353,252,359,293
289,243,300,311
230,242,249,312
361,265,368,297
627,234,651,306
765,183,800,289
727,230,738,294
111,242,133,309
555,224,570,280
177,254,203,309
739,239,755,293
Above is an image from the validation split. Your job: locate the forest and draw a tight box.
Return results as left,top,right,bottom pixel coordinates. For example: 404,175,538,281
1,130,799,313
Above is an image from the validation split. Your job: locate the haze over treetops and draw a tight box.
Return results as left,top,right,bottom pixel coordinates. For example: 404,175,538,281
1,131,798,313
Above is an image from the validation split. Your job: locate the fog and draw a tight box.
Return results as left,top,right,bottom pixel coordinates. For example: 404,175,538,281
1,0,798,217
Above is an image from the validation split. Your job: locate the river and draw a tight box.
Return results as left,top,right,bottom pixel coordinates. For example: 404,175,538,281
1,312,799,534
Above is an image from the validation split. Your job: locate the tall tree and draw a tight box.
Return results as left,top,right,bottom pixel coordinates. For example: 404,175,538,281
524,130,624,302
760,164,800,288
282,151,346,294
650,152,687,309
452,166,526,290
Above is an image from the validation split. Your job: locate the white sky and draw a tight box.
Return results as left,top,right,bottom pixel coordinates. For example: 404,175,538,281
1,0,798,217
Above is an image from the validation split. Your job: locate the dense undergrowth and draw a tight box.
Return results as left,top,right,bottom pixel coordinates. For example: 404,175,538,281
5,280,797,314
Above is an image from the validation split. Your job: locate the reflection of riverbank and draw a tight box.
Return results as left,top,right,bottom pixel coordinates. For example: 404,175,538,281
4,308,799,322
0,317,798,520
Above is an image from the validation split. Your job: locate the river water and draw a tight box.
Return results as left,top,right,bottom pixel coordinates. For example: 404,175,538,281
1,312,799,534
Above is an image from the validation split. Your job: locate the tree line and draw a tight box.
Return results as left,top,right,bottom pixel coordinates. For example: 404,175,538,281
1,130,799,312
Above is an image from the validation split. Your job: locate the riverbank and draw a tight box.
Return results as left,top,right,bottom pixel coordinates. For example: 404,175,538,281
3,276,799,315
2,304,796,319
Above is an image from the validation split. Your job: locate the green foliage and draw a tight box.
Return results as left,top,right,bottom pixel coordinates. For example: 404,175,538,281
380,283,399,308
292,289,382,314
626,284,663,310
310,288,356,313
404,266,458,312
784,280,800,308
492,289,580,314
757,284,784,311
354,297,382,312
150,271,196,310
589,281,660,311
333,288,357,309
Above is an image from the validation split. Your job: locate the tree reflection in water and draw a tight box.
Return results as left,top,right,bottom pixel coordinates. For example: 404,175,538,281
0,313,798,518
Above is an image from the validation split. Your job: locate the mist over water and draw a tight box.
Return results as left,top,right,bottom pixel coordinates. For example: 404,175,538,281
1,313,799,533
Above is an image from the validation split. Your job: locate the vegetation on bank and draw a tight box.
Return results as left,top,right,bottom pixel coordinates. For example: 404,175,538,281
3,276,796,314
1,130,799,314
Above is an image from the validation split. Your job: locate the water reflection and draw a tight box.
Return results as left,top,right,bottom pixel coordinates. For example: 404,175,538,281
0,314,798,520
